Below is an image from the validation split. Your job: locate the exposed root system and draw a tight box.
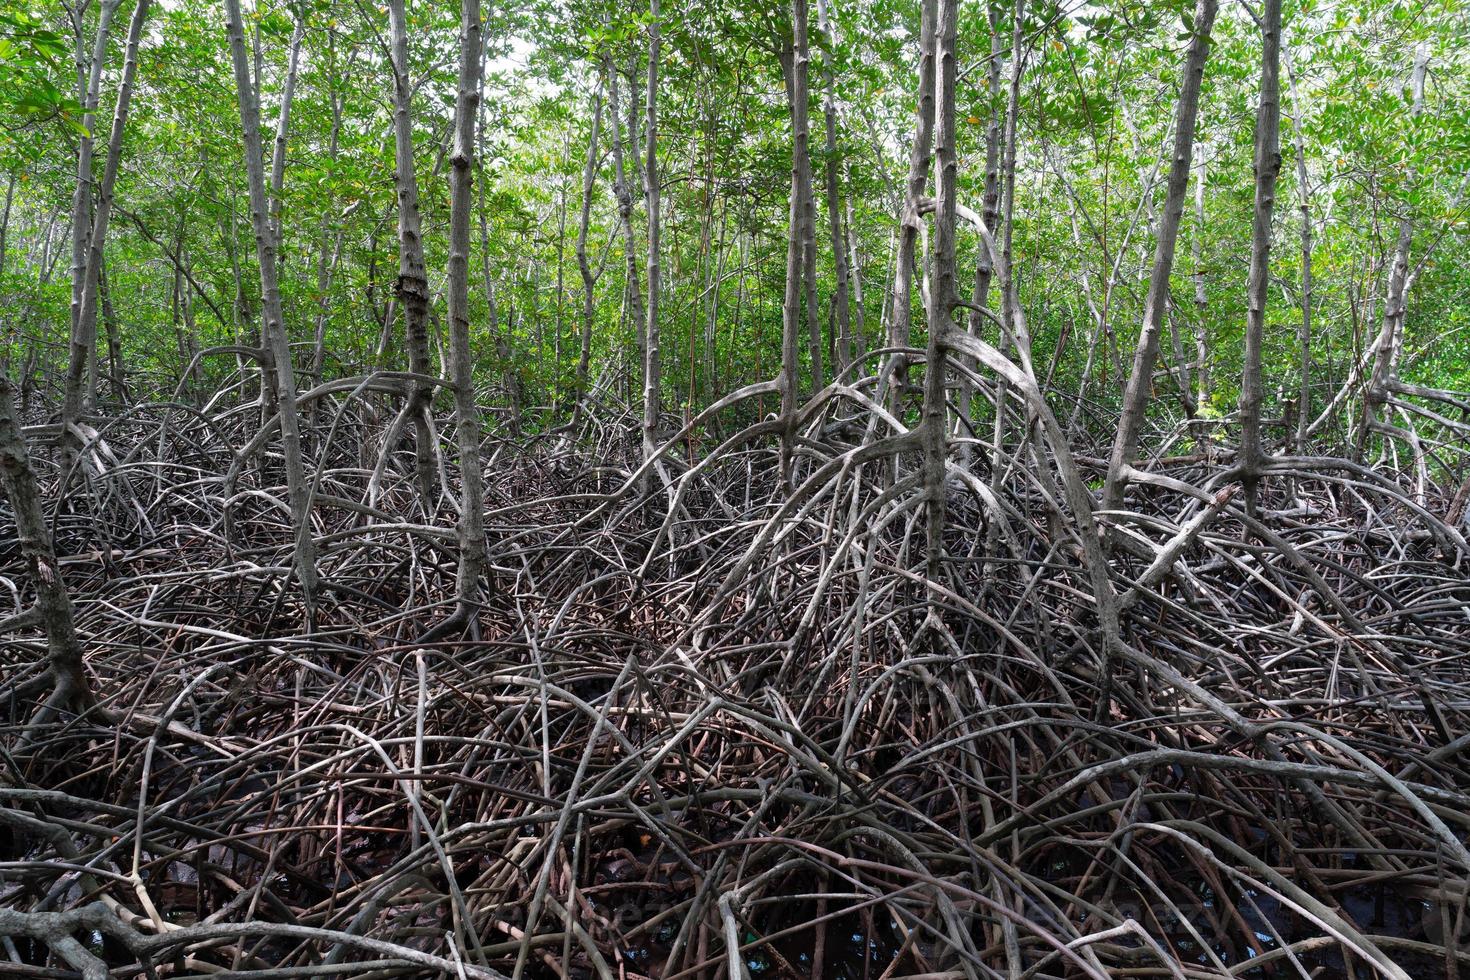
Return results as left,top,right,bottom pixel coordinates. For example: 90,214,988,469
4,388,1469,980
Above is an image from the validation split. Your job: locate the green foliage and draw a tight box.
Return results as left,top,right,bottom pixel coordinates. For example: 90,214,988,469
0,0,1464,446
0,4,85,144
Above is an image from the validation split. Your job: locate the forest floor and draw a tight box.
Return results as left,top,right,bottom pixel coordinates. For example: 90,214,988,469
3,398,1470,980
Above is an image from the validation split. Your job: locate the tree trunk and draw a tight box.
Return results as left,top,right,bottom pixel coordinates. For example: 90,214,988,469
472,65,522,435
1360,44,1428,457
794,0,823,394
0,375,91,715
641,0,663,465
815,0,851,378
553,175,567,398
1283,46,1312,455
955,0,1003,464
1192,136,1210,412
477,204,522,435
311,60,345,396
67,0,120,397
388,0,440,508
62,0,149,452
881,0,938,419
0,175,13,276
605,58,646,423
98,256,126,401
223,0,319,613
985,0,1025,555
1237,0,1283,514
922,0,958,585
845,191,866,357
1100,0,1218,511
270,16,304,252
778,39,804,484
446,0,488,617
575,76,605,411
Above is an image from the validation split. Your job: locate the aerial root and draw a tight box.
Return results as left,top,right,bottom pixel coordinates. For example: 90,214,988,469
4,385,1470,979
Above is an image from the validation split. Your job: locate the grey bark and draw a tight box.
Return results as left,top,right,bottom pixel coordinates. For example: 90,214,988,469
816,0,851,377
880,0,938,417
922,0,957,584
269,16,304,252
1192,137,1210,409
574,77,605,409
641,0,663,464
778,36,805,483
1100,0,1218,511
1283,44,1312,454
67,0,120,398
1361,44,1429,455
955,1,1003,461
0,374,90,712
0,175,12,276
311,55,346,394
605,59,646,419
477,197,522,434
62,0,149,448
792,0,821,392
387,0,440,508
472,63,523,434
223,0,319,611
446,0,488,614
98,256,126,399
985,0,1025,554
845,190,866,356
1238,0,1283,512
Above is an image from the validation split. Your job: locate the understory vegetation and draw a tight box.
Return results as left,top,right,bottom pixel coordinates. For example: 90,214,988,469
1,0,1469,975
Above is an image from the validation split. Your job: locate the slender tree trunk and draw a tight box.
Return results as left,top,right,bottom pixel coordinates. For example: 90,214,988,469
1360,44,1428,457
477,200,522,434
778,38,805,484
554,135,570,398
246,13,303,426
1237,0,1283,513
955,1,1002,464
177,249,203,387
575,76,605,411
1100,0,1218,511
845,191,866,356
1167,301,1194,414
67,0,120,387
43,215,69,285
794,0,822,394
1192,136,1210,412
472,65,522,434
816,0,850,378
1283,46,1312,455
605,58,646,420
985,0,1024,549
223,208,253,382
705,213,728,404
387,0,439,507
223,0,319,612
922,0,958,585
98,256,126,400
641,0,663,465
0,175,13,276
62,0,150,449
446,0,488,616
529,261,546,404
0,375,91,715
311,67,345,395
881,0,937,419
270,16,304,252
